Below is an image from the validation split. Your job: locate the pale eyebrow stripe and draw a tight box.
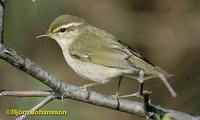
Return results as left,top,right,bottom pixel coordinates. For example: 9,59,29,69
53,22,83,32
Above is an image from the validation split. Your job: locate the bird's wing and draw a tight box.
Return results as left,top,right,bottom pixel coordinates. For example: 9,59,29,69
68,26,134,69
116,40,155,66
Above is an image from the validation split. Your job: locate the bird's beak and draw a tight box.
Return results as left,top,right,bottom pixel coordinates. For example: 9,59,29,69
36,33,49,39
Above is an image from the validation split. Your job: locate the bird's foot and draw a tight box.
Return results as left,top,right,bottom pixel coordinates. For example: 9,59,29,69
79,83,99,92
116,90,152,99
111,91,119,98
116,92,139,99
79,85,88,92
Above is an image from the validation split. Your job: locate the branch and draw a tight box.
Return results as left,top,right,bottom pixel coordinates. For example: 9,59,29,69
0,0,4,43
0,90,52,97
15,94,56,120
0,44,199,120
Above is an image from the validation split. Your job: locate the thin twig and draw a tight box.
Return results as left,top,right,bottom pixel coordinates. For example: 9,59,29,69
0,90,52,97
0,0,4,43
15,94,56,120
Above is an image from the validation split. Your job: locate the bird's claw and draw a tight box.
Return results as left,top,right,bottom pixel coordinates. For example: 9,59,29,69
111,92,119,98
79,86,88,92
116,90,152,99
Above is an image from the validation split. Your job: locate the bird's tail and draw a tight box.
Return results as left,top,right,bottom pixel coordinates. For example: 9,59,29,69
154,67,177,97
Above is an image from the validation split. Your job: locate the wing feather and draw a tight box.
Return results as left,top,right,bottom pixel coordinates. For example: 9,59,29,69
69,26,133,69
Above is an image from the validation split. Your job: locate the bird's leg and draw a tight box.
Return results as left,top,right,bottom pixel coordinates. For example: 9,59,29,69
117,71,144,98
138,70,145,95
117,70,152,98
80,83,99,91
139,81,144,96
112,76,123,97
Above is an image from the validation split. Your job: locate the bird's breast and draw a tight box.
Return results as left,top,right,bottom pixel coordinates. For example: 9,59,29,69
62,50,125,84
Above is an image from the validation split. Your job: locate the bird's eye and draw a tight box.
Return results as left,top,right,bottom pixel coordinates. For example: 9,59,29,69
59,28,66,33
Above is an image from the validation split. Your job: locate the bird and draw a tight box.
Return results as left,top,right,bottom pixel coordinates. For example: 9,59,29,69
37,15,177,98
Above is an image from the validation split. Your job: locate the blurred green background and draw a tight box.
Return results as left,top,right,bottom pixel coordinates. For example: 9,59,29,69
0,0,200,120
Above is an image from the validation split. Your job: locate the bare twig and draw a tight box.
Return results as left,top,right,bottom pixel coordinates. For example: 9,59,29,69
0,0,4,43
0,90,52,97
15,94,56,120
0,44,199,120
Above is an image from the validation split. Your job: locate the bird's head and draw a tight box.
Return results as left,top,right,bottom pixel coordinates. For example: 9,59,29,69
37,15,87,47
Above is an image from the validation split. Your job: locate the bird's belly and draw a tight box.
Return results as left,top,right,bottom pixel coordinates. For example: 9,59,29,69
69,59,123,84
63,52,125,84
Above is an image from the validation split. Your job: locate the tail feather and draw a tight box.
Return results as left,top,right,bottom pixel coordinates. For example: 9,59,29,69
155,66,173,78
154,67,177,97
155,68,177,97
